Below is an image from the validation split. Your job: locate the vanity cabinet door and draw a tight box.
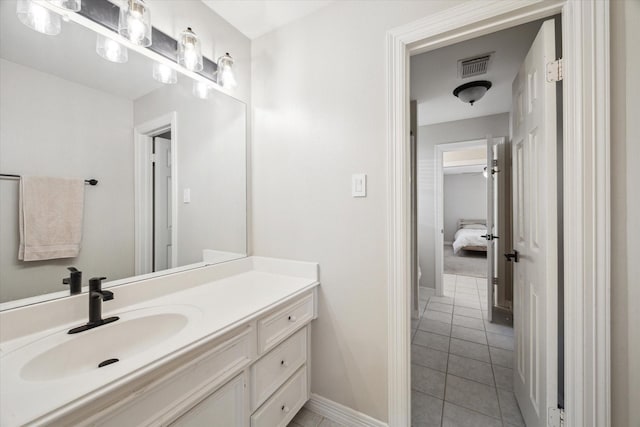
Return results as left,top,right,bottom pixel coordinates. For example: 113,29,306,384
169,373,247,427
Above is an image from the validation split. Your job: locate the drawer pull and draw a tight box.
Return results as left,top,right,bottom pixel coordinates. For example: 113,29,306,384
288,315,297,322
280,359,288,367
281,404,290,413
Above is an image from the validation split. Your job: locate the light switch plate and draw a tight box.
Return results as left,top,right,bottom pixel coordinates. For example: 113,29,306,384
352,174,367,197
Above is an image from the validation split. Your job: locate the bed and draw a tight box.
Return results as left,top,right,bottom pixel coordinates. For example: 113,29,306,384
452,219,488,255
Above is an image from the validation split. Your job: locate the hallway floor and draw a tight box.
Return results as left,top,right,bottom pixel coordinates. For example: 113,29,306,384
412,274,524,426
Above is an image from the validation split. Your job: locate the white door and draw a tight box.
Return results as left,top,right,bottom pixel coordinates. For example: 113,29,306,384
511,19,558,427
153,137,172,271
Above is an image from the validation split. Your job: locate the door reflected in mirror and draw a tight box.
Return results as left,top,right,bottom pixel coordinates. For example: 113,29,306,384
0,0,247,306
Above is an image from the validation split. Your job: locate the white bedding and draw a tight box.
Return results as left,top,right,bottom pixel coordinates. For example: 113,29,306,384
452,227,488,254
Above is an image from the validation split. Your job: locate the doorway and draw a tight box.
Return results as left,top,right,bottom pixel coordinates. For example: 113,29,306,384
409,14,561,427
133,112,178,275
391,2,610,426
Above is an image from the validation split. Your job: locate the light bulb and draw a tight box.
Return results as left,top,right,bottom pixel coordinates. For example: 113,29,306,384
96,34,128,63
16,0,62,35
216,53,236,89
127,12,146,43
118,0,151,47
153,63,177,84
178,28,203,72
183,45,199,71
193,81,212,99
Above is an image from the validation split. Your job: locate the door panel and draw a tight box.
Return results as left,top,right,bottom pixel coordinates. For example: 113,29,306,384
511,18,558,427
153,137,172,272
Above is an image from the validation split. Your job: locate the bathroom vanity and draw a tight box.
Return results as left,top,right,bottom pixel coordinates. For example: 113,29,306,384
0,257,319,426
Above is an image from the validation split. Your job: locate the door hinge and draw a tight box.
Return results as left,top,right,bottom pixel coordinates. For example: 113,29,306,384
150,153,156,163
492,277,498,285
546,58,563,82
548,407,565,427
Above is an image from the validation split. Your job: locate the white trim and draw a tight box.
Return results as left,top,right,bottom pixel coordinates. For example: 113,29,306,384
134,112,179,275
434,138,490,297
386,1,610,426
305,394,387,427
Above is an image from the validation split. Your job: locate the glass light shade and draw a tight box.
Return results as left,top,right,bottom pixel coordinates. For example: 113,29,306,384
96,34,128,63
193,81,212,99
153,63,177,84
16,0,62,35
216,53,236,89
118,0,151,47
48,0,81,11
452,81,492,106
177,28,203,72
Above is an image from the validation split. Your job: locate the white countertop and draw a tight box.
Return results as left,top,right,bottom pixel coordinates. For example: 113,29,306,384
0,257,319,426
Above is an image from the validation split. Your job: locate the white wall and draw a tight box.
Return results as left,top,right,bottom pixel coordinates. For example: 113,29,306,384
417,113,509,288
134,80,247,266
251,1,466,421
610,1,640,425
443,173,486,242
0,59,135,302
147,0,251,104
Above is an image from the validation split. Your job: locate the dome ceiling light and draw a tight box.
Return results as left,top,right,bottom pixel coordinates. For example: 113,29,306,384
453,80,492,106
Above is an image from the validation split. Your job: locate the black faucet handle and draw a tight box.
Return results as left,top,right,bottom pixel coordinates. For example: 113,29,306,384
89,277,107,291
67,267,79,273
101,290,114,301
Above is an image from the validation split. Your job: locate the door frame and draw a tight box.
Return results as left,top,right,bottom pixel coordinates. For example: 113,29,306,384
433,138,493,298
134,112,178,275
387,1,610,426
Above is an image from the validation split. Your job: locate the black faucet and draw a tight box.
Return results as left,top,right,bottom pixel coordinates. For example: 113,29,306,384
68,277,119,334
62,267,82,295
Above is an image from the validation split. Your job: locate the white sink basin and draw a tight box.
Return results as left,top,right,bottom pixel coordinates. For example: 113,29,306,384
4,305,201,382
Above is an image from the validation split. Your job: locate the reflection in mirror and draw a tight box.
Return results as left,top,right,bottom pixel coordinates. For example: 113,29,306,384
0,0,247,307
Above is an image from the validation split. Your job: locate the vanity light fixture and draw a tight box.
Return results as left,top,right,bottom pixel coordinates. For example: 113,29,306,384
177,27,203,72
193,80,212,99
16,0,62,35
216,53,236,89
453,80,492,106
118,0,151,47
153,63,178,84
48,0,81,12
96,34,128,63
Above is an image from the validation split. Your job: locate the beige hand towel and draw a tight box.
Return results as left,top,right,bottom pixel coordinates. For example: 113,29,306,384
18,176,85,261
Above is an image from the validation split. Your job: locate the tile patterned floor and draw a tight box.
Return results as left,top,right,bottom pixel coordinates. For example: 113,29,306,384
412,274,525,427
288,407,345,427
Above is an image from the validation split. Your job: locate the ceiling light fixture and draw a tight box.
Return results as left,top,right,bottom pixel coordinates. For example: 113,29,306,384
153,63,178,84
48,0,81,12
118,0,151,47
216,53,236,89
453,80,492,106
16,0,62,35
178,27,203,72
96,34,128,63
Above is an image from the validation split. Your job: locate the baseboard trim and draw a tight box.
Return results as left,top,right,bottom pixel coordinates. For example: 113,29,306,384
305,393,388,427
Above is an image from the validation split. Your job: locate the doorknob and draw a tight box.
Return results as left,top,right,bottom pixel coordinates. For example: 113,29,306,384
481,234,499,241
504,250,520,262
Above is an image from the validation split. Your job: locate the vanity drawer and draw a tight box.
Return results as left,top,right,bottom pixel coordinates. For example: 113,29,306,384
250,365,308,427
251,327,307,410
257,293,313,354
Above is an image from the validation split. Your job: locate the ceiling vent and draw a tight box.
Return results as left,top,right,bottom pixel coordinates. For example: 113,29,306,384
458,53,493,78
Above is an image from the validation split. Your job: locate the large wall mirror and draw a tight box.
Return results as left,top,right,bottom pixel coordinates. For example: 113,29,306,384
0,0,247,307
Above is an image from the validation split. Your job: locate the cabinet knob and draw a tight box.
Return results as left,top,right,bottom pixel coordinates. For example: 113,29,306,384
288,315,296,322
281,404,290,413
281,359,288,367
